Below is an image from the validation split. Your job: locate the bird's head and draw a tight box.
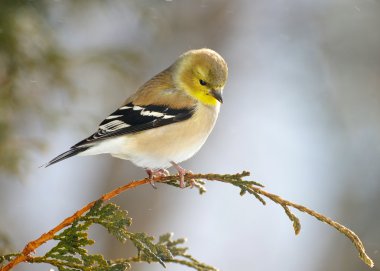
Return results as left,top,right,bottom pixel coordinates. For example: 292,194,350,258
173,48,228,106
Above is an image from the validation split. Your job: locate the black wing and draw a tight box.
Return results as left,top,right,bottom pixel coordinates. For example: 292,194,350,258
74,102,196,147
45,102,195,167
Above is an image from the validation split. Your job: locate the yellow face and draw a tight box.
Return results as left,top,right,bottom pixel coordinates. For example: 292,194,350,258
174,49,228,106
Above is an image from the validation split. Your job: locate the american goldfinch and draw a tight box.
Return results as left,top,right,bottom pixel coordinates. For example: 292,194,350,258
46,48,228,188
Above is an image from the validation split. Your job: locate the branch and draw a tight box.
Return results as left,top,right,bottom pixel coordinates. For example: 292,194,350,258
0,178,150,271
250,187,373,267
0,172,374,270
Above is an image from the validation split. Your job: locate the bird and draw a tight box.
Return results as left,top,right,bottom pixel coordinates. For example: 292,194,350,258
45,48,228,188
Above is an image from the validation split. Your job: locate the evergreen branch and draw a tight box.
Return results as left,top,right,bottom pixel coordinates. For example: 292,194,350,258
0,172,374,270
124,232,217,271
200,173,373,267
8,201,207,271
252,186,374,267
0,178,150,271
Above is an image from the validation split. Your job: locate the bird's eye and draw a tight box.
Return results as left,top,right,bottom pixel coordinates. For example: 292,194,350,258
199,79,207,86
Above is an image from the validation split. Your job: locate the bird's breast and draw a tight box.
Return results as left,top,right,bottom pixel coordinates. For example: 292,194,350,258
115,103,220,169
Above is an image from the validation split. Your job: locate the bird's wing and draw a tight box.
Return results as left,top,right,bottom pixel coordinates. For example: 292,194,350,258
74,102,196,147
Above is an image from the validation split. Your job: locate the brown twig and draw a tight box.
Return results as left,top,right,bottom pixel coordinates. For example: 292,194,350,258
0,172,374,270
0,178,151,271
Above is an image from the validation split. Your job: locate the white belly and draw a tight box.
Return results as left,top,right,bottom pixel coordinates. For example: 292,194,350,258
82,103,220,169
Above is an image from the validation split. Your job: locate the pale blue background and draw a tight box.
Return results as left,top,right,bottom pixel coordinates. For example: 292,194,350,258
0,1,379,270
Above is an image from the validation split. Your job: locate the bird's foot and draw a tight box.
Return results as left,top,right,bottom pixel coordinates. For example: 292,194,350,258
170,162,194,188
146,169,169,188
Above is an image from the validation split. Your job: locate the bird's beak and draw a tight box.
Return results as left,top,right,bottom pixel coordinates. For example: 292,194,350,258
210,89,223,104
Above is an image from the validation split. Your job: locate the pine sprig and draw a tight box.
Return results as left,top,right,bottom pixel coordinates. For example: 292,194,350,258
84,201,132,243
31,200,211,271
0,172,375,270
199,172,373,267
127,233,217,271
42,201,132,271
129,232,168,267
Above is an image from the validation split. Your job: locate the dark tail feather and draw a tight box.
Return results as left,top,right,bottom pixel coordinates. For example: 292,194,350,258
44,147,89,167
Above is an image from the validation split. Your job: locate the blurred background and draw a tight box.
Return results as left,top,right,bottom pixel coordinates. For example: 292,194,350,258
0,0,379,270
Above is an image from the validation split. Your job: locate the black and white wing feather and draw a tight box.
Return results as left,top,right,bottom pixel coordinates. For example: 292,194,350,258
45,102,195,167
78,102,196,144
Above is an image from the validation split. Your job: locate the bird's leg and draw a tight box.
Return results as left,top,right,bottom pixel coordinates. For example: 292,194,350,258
145,168,170,189
170,162,192,188
145,169,157,189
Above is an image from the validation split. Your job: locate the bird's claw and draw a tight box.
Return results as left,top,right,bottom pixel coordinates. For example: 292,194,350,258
146,169,170,189
171,162,194,188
